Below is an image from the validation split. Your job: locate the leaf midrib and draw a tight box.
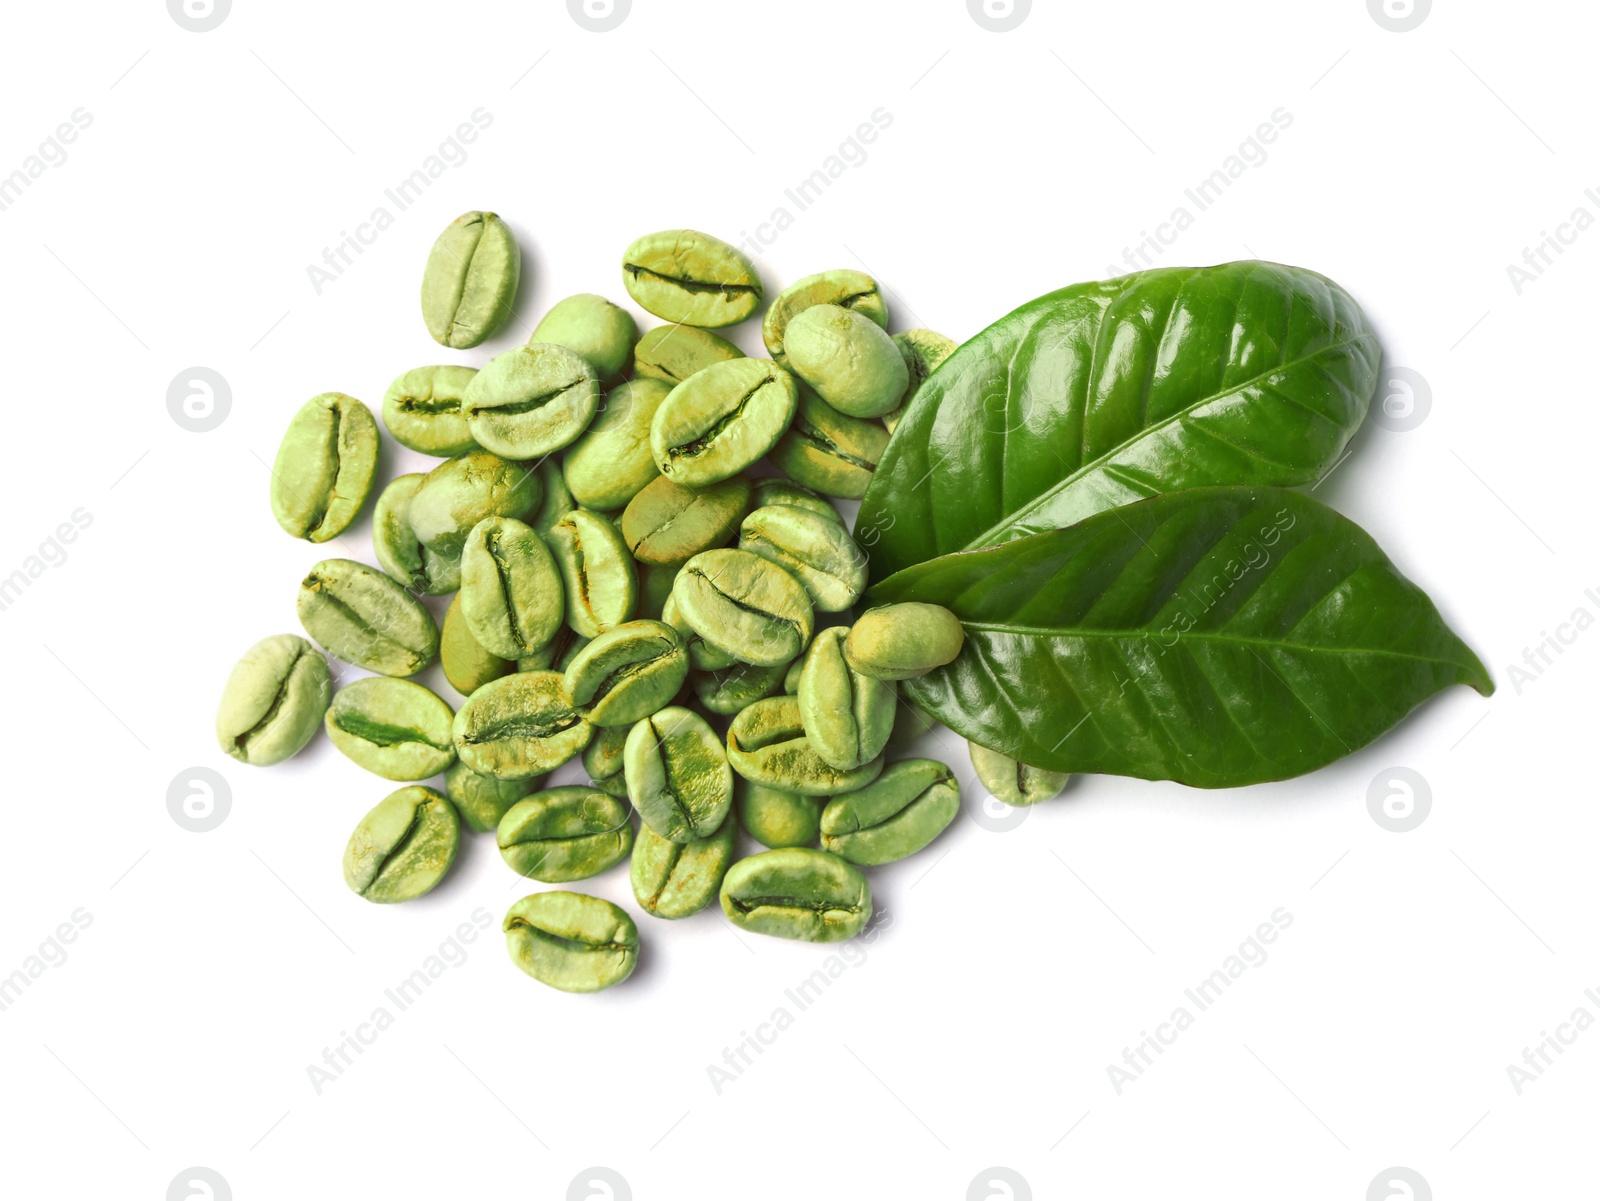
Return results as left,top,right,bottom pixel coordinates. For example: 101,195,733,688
958,332,1376,553
960,622,1471,669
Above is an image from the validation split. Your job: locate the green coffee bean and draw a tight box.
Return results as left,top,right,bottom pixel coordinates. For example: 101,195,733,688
297,558,439,677
883,329,956,433
444,759,539,834
783,658,804,694
452,670,591,779
562,379,671,510
750,476,841,524
343,786,460,903
547,509,637,637
621,229,762,328
637,561,679,621
719,847,871,942
459,516,564,660
462,343,601,460
888,699,938,747
382,365,480,456
762,269,888,369
672,549,814,667
845,603,966,681
325,677,457,781
270,393,379,543
421,211,520,349
661,592,739,672
440,594,513,696
215,634,331,766
504,891,638,993
768,386,889,500
650,358,798,487
623,706,733,842
532,458,576,535
371,472,423,586
968,742,1071,806
691,660,788,716
634,323,745,384
782,304,907,419
563,620,689,726
373,474,459,595
532,293,637,379
497,787,634,883
725,696,883,796
631,810,736,919
407,450,542,567
820,758,959,866
736,778,821,849
583,725,631,798
797,627,896,771
621,475,751,566
738,504,867,612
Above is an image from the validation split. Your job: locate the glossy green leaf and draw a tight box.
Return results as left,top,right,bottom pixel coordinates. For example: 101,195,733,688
867,487,1492,788
857,261,1381,583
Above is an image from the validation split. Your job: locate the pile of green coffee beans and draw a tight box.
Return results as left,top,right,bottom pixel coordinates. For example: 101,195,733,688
214,215,1070,994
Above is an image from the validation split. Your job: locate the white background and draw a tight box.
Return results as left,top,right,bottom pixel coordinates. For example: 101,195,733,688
0,1,1592,1198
